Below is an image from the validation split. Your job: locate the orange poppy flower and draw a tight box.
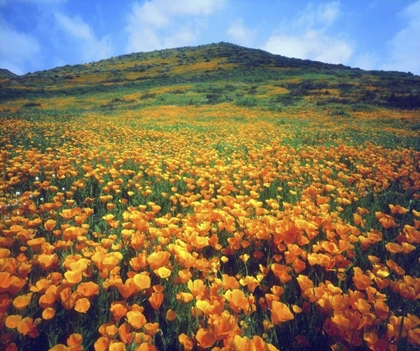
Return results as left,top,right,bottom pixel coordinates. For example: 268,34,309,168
177,269,192,284
352,267,373,290
385,242,403,254
188,279,206,298
148,292,164,310
118,323,132,343
225,289,249,313
5,275,26,295
156,266,171,279
271,285,284,297
42,307,56,320
374,301,389,320
30,278,51,293
93,336,109,351
292,258,306,273
146,251,170,270
295,219,318,239
296,274,314,293
375,212,398,229
17,317,36,335
408,328,420,345
36,254,58,270
231,335,255,351
195,328,216,349
354,298,371,314
136,343,159,351
0,293,11,313
109,342,126,351
212,312,237,340
133,273,151,291
220,274,239,290
144,323,160,336
264,293,279,310
271,264,292,283
363,332,378,346
129,251,148,271
386,259,405,275
67,333,83,346
110,303,128,320
0,248,10,258
27,238,46,253
91,250,106,271
13,292,33,311
389,204,409,215
64,270,83,286
271,301,294,325
114,278,137,299
77,282,99,298
39,286,59,309
176,292,194,303
103,253,123,271
401,242,416,254
5,315,22,329
60,208,81,220
178,333,194,351
153,284,164,293
166,309,177,321
60,287,76,310
74,297,90,313
103,324,119,338
126,311,147,329
239,276,260,292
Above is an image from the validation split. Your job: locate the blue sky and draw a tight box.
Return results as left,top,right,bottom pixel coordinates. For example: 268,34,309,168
1,0,420,75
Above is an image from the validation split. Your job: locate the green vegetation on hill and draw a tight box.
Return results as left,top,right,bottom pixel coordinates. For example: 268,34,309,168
1,42,419,112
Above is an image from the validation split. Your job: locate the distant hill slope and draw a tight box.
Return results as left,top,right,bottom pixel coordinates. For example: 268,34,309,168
0,68,17,79
1,42,419,110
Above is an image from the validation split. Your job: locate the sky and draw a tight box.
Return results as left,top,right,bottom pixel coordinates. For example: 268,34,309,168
1,0,420,76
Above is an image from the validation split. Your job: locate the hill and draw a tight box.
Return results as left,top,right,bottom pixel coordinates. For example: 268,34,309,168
1,42,420,112
0,68,17,79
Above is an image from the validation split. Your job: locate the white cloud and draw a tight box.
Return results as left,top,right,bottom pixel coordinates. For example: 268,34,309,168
165,0,225,16
263,30,352,64
125,0,226,53
353,52,379,71
294,1,340,30
54,12,113,62
0,20,41,74
164,28,196,48
261,1,353,65
55,12,93,41
227,19,256,47
382,1,420,74
135,1,169,28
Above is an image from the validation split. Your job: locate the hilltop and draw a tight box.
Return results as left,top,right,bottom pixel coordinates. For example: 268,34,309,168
1,42,419,112
0,68,17,79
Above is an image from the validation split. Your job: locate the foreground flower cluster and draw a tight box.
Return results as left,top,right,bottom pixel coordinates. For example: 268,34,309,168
0,109,419,351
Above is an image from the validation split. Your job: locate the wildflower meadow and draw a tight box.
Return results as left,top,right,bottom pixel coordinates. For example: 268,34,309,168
0,43,419,351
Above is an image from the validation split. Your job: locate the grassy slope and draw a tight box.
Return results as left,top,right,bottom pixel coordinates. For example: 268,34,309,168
1,42,419,149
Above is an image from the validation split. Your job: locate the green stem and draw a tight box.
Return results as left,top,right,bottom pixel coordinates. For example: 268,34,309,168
397,302,407,351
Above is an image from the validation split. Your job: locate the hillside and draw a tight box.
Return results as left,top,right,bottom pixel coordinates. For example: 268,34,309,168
1,42,420,112
1,43,420,351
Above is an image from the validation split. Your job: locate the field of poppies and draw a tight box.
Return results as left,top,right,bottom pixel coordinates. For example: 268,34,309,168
0,100,419,351
1,42,420,351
